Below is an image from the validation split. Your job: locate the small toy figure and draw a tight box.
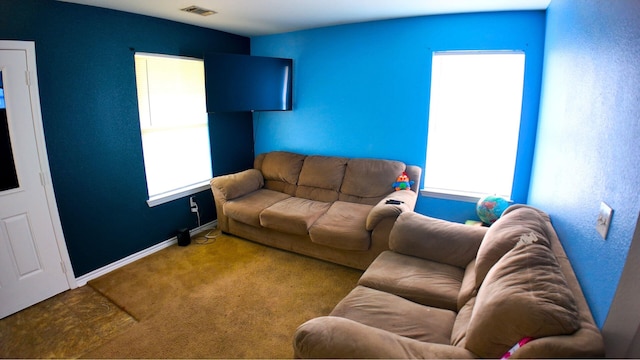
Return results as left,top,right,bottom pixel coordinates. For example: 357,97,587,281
501,337,533,359
392,171,414,191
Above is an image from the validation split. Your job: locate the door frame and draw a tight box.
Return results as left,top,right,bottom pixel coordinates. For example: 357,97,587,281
1,40,76,288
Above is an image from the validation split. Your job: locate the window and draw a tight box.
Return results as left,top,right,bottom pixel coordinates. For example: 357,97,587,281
424,51,525,201
134,53,212,207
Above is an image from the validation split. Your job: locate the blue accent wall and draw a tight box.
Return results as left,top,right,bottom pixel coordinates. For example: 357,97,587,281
0,0,254,276
251,11,546,222
529,0,640,328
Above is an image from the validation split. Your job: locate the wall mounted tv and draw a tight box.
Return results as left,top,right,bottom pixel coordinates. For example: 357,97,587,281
205,53,292,112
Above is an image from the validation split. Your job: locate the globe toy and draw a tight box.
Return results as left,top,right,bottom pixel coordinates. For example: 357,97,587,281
476,195,510,225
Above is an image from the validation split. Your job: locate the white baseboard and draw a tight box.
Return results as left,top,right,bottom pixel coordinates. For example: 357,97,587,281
75,221,217,287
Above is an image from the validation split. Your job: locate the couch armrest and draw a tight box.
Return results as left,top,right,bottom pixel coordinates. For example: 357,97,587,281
365,190,418,231
294,316,476,359
210,169,264,201
390,212,487,268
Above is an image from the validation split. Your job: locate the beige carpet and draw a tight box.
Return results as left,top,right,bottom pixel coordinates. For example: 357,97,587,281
83,232,362,359
0,286,136,359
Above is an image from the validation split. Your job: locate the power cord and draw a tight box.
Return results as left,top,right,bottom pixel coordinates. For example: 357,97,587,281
192,204,201,228
189,196,220,245
193,228,221,245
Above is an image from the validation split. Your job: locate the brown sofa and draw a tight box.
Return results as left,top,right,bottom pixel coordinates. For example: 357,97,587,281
210,151,422,270
293,205,605,358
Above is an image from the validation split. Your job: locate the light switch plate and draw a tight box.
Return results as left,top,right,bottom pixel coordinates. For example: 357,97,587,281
596,202,613,240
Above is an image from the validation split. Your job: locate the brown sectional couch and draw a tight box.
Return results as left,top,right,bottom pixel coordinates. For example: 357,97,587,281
210,151,422,270
293,205,605,358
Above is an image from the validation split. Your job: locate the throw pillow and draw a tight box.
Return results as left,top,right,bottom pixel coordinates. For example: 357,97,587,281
465,241,580,358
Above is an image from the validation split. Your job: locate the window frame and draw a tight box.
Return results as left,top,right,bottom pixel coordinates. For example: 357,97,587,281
134,52,212,207
422,50,527,203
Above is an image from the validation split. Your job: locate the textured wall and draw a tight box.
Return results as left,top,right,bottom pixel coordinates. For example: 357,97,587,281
529,0,640,327
0,0,252,276
251,11,546,222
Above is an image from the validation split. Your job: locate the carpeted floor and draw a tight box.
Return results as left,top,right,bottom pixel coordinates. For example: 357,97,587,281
27,231,360,359
82,232,362,358
0,285,136,358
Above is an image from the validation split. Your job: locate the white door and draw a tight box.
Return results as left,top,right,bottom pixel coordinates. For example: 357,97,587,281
0,41,74,319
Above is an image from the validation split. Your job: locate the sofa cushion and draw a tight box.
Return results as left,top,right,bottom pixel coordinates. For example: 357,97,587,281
223,189,290,227
465,241,580,358
475,206,552,287
308,201,373,251
259,197,331,235
339,158,406,205
457,259,477,311
450,297,475,347
390,212,485,269
258,151,306,195
330,285,456,344
358,251,463,311
295,155,348,202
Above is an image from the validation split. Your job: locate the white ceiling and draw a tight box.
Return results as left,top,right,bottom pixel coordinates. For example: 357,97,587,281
58,0,551,37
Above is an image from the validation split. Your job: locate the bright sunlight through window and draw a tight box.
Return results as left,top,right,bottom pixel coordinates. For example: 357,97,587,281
135,53,212,207
424,51,525,201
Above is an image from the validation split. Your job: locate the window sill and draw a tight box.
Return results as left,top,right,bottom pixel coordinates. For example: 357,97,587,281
146,181,211,207
420,189,512,204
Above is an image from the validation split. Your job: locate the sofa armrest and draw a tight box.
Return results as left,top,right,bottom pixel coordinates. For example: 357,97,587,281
294,316,476,359
210,169,264,201
390,212,487,268
365,190,418,231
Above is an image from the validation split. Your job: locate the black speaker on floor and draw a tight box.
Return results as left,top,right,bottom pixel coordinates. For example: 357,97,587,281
177,228,191,246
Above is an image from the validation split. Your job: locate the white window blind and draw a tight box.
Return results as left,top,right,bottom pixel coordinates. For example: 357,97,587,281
424,51,525,200
134,53,212,206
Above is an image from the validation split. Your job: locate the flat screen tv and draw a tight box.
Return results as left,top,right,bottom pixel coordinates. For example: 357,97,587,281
205,53,292,112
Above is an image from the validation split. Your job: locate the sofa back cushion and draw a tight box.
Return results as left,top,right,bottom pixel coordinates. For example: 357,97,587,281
389,213,485,269
464,241,580,358
474,206,552,288
296,155,348,202
255,151,305,196
339,158,406,205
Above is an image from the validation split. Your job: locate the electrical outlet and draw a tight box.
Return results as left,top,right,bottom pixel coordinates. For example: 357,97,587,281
596,202,613,240
190,196,198,213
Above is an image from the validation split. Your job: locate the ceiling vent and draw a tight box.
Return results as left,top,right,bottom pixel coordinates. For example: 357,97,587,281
180,5,217,16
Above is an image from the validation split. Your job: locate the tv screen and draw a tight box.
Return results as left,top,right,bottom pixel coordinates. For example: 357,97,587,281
205,53,292,112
